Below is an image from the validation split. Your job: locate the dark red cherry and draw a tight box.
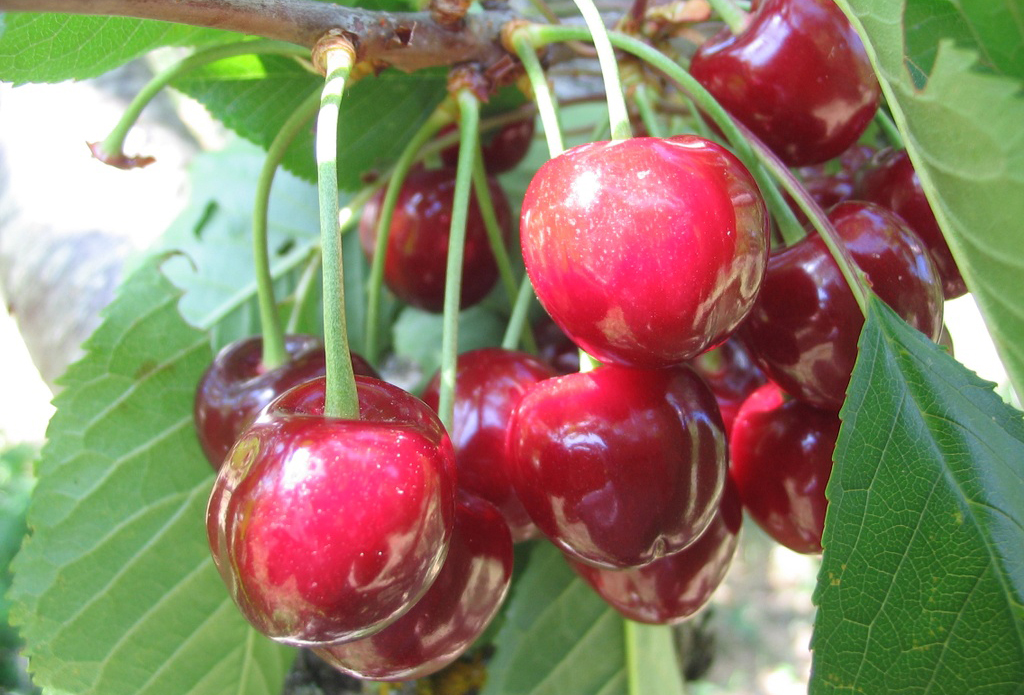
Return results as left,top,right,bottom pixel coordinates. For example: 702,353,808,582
688,337,766,438
506,364,727,569
421,348,557,542
533,314,581,375
856,148,966,299
689,0,881,166
206,376,457,646
786,144,877,224
738,201,944,411
358,167,512,312
520,135,769,368
313,493,513,680
729,382,839,554
440,117,536,174
193,335,378,470
568,478,742,623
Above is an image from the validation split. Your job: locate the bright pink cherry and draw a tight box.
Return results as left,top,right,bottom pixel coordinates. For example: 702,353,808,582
729,382,839,554
359,167,512,312
568,478,742,623
422,348,557,542
856,148,966,298
738,201,944,411
506,364,727,569
689,0,881,166
520,135,769,369
206,376,456,646
194,335,378,469
314,493,513,680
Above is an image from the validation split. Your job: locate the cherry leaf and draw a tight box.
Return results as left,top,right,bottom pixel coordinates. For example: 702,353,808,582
482,542,685,695
811,296,1024,692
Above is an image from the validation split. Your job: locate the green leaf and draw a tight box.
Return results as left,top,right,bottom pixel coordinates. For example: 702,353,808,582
810,296,1024,693
173,57,448,186
837,0,1024,402
483,542,685,695
0,13,232,84
8,259,294,695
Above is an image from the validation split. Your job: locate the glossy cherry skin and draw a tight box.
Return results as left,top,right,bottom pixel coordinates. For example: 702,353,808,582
506,364,727,569
856,148,966,299
729,382,839,554
206,376,457,646
520,135,769,369
313,493,513,680
422,348,557,542
786,144,876,225
738,201,944,411
568,478,742,624
689,0,880,166
688,337,766,439
359,167,512,313
194,335,378,470
440,117,536,174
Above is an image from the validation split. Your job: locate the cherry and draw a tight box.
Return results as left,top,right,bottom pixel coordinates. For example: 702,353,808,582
506,363,727,569
193,335,378,470
439,117,536,174
689,0,880,166
520,135,769,369
206,376,457,646
358,167,512,313
729,382,839,554
421,348,557,542
567,478,742,623
533,314,581,375
738,201,944,411
688,337,766,439
313,493,513,680
856,148,967,299
786,144,876,224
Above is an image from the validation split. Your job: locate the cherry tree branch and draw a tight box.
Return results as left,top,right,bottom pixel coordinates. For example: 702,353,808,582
0,0,520,72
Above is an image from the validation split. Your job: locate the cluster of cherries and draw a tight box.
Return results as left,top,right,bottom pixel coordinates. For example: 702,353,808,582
195,0,963,683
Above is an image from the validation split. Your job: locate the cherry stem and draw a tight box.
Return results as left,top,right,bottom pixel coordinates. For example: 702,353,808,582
511,31,566,157
285,248,322,335
315,39,360,420
253,87,321,369
570,0,633,141
875,109,904,149
469,146,539,353
704,0,749,34
364,107,453,364
632,81,665,138
94,39,309,162
501,277,537,352
524,23,806,246
436,89,482,433
624,618,642,694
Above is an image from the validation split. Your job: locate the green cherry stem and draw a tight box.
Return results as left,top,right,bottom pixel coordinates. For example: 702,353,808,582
253,87,321,369
363,106,453,364
511,31,566,157
875,109,904,149
92,40,309,166
315,39,359,420
705,0,749,33
436,88,482,433
570,0,632,140
632,81,666,139
285,248,322,335
501,276,537,352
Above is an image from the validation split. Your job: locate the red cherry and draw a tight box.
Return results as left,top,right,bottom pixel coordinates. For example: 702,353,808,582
688,337,766,439
206,376,457,646
568,478,742,623
313,493,513,680
193,335,378,470
440,118,536,174
689,0,880,166
506,364,727,569
358,167,512,312
533,314,581,375
856,148,967,299
729,382,839,554
738,201,944,411
785,144,877,224
520,135,769,368
421,348,557,542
